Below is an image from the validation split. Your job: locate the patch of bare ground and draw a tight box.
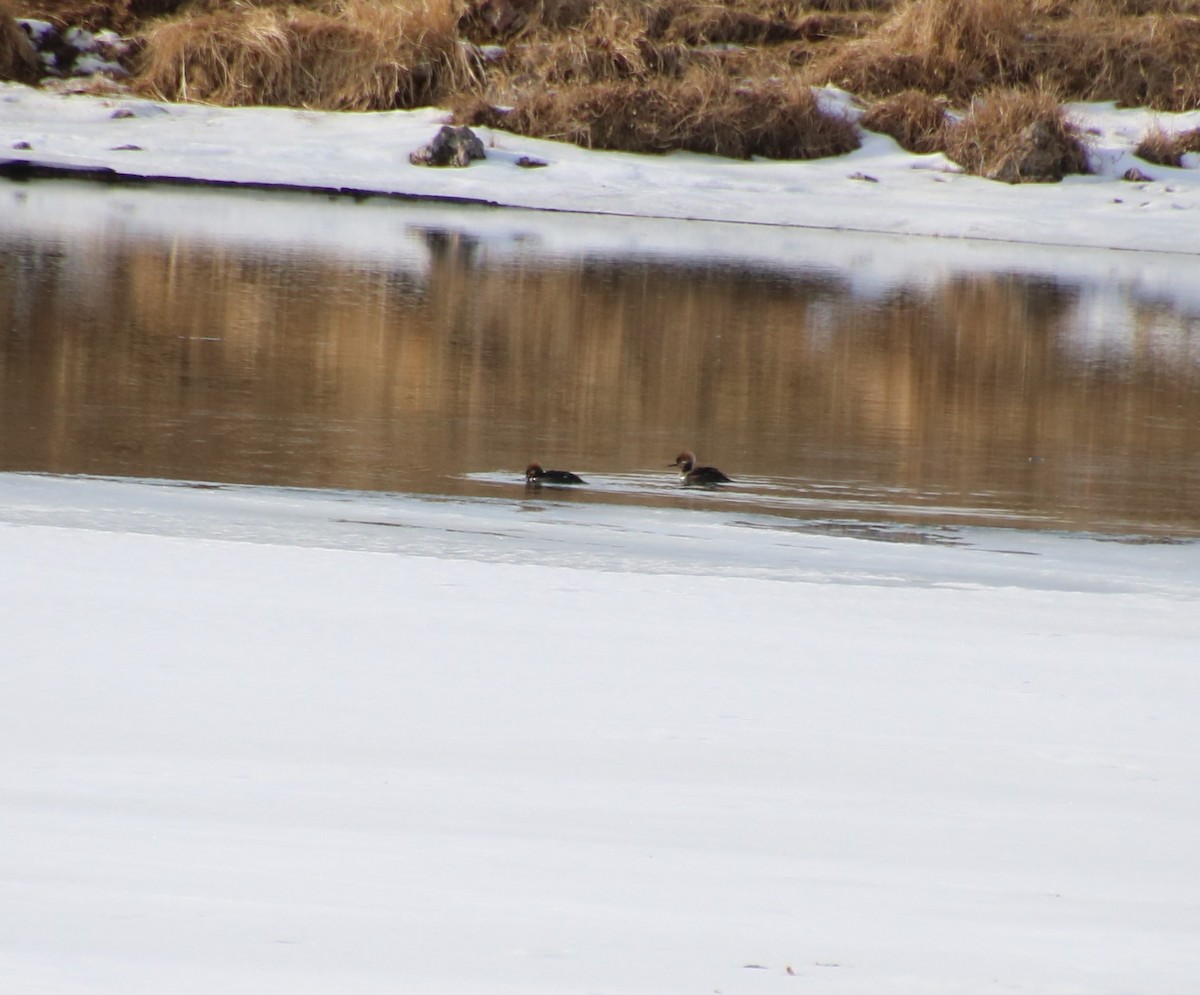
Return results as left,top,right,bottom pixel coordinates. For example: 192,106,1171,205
1136,122,1200,165
943,87,1090,182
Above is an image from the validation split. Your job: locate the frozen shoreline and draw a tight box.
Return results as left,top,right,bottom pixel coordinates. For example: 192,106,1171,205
3,81,1200,254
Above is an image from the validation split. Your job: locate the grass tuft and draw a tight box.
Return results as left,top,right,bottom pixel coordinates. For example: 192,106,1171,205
134,0,477,110
860,89,949,152
1135,122,1200,166
944,86,1089,182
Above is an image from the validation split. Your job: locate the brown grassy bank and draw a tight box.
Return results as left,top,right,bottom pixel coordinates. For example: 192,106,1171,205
5,0,1200,178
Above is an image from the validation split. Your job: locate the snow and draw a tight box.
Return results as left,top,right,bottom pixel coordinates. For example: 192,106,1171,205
2,473,1199,994
2,81,1200,253
3,81,1200,993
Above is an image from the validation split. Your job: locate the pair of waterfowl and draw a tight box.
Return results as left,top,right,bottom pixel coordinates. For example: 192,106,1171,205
525,450,732,488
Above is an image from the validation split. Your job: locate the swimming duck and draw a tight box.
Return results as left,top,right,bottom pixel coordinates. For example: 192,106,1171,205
671,450,731,486
525,462,585,486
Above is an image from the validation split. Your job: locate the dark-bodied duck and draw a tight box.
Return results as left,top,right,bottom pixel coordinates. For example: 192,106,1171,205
671,451,731,486
525,462,586,486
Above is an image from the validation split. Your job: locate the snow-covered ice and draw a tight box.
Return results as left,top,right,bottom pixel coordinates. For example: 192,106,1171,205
2,473,1198,994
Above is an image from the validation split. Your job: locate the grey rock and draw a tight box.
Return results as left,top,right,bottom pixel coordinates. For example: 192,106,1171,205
409,126,487,168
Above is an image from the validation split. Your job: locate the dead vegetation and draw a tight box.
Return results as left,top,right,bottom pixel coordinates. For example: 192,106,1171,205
1135,122,1200,165
133,0,477,109
6,0,1200,173
1,0,39,83
943,87,1089,183
859,89,948,153
458,68,861,159
804,0,1200,112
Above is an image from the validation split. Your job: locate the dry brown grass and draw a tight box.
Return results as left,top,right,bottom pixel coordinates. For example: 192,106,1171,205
459,0,881,149
1,0,40,83
860,89,948,152
803,0,1038,101
460,0,892,45
134,0,478,110
460,0,595,40
944,87,1089,182
461,0,873,104
458,67,860,159
802,0,1200,111
1056,11,1200,111
10,0,188,33
1135,121,1200,165
485,22,689,95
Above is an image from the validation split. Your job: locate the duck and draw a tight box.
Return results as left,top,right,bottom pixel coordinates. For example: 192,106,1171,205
671,450,731,486
525,462,585,486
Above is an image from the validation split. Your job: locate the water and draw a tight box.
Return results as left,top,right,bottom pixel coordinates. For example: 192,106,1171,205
3,180,1200,538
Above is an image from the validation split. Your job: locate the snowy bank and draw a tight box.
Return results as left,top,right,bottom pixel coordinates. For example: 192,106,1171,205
3,82,1200,254
2,473,1200,994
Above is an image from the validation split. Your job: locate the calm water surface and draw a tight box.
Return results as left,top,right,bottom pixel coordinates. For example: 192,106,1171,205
3,182,1200,537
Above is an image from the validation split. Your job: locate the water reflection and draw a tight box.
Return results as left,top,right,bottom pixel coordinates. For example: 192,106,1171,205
2,185,1199,536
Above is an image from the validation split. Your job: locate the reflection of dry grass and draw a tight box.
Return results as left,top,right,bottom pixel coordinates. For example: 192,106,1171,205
8,226,1200,528
135,0,476,109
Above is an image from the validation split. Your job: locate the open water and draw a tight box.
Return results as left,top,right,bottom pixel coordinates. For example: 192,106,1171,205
3,179,1199,538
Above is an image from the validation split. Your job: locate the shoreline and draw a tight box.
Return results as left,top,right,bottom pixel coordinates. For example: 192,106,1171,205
3,82,1200,256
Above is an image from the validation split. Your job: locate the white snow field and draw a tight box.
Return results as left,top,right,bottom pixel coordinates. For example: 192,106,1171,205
2,473,1198,994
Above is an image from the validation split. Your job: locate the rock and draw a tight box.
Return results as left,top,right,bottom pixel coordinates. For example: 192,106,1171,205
409,126,487,168
15,16,133,80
